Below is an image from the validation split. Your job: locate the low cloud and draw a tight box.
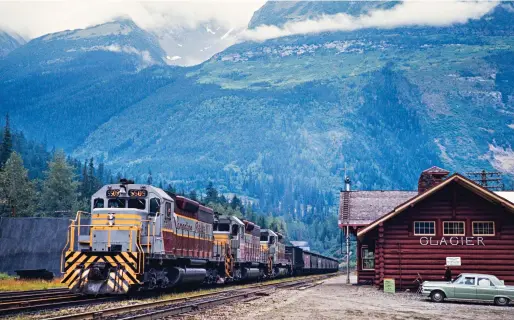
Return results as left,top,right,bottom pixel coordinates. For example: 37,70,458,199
0,0,265,40
242,1,499,42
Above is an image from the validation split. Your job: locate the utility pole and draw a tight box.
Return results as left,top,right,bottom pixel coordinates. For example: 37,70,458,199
344,173,351,285
346,224,350,284
466,170,504,190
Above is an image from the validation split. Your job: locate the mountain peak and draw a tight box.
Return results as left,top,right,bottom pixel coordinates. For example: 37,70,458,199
41,19,140,42
0,29,25,57
248,0,400,29
2,18,167,72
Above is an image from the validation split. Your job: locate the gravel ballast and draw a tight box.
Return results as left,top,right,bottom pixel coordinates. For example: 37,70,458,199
177,275,513,320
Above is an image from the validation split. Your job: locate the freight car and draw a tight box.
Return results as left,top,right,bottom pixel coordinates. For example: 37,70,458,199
61,181,338,295
286,246,339,275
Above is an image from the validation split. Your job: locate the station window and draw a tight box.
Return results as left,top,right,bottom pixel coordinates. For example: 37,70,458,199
414,221,435,236
361,247,375,270
443,221,465,236
472,221,495,236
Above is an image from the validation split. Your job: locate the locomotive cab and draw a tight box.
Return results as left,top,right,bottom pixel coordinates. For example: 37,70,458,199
260,229,289,277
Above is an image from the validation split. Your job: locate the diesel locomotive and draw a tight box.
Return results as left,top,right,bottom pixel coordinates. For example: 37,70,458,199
61,180,338,295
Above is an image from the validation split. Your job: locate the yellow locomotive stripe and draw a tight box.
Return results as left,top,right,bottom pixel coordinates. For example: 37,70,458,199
62,252,141,286
162,228,214,241
113,255,137,278
92,214,142,219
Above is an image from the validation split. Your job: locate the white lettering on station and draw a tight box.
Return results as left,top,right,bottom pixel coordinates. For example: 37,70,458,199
419,236,485,246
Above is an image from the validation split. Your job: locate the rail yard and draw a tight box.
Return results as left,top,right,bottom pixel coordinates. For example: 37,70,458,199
0,274,335,319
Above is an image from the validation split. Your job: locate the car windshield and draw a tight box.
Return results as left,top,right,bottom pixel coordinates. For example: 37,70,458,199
452,275,463,283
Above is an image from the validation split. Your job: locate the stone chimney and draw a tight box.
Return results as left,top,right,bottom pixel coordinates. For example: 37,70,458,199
418,166,450,193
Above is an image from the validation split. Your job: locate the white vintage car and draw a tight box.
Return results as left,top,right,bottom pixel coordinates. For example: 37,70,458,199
421,273,514,306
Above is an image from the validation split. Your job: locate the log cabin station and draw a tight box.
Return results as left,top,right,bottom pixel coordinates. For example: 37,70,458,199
339,167,514,290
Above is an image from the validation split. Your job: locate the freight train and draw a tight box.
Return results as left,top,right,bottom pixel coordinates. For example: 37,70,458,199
61,181,338,295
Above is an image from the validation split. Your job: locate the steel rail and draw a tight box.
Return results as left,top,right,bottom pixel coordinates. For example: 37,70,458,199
118,275,333,320
0,294,83,310
0,292,80,304
0,295,124,316
47,273,337,320
0,288,68,298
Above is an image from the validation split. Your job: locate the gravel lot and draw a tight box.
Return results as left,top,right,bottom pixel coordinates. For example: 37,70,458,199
178,274,513,320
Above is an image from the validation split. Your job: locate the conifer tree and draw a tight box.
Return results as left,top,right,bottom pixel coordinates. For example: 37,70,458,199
189,190,198,201
230,194,242,210
41,151,78,216
81,160,88,199
87,158,98,196
97,162,105,184
166,183,177,194
0,152,36,217
0,114,13,168
205,182,218,204
147,169,153,185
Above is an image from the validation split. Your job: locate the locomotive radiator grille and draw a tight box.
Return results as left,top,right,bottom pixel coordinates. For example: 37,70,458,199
62,251,140,293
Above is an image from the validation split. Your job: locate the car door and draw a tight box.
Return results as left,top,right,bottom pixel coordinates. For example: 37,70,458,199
476,277,497,301
453,276,477,300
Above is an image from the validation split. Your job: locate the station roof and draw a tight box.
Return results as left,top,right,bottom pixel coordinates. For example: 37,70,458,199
339,190,416,226
339,177,514,229
356,174,514,239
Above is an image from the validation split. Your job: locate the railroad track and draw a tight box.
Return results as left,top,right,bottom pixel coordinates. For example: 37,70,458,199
0,293,123,316
0,288,68,299
46,273,337,320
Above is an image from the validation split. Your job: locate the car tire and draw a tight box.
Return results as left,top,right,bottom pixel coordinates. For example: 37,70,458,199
494,297,509,306
430,290,445,303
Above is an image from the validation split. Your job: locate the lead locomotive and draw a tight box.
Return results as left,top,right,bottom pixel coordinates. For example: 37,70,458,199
61,180,338,294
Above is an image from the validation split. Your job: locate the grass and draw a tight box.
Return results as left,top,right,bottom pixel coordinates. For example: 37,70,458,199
0,273,65,292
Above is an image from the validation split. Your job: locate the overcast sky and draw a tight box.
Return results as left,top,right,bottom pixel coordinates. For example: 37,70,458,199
0,0,266,39
0,1,504,41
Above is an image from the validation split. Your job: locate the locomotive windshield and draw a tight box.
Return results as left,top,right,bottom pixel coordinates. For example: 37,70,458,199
93,198,104,208
108,199,125,208
128,198,146,209
214,223,230,232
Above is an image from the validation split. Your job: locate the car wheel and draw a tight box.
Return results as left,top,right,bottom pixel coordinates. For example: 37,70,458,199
430,290,445,303
494,297,509,306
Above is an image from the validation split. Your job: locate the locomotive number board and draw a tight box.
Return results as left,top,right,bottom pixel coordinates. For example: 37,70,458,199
106,189,121,198
129,189,148,197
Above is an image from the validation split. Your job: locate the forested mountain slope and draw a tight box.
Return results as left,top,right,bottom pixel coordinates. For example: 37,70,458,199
0,1,513,253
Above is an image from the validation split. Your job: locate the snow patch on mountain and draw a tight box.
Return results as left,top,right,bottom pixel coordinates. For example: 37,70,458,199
221,28,234,40
205,26,216,35
66,44,155,65
43,22,133,41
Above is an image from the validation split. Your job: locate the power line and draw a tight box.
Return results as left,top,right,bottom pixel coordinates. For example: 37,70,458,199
466,170,504,191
